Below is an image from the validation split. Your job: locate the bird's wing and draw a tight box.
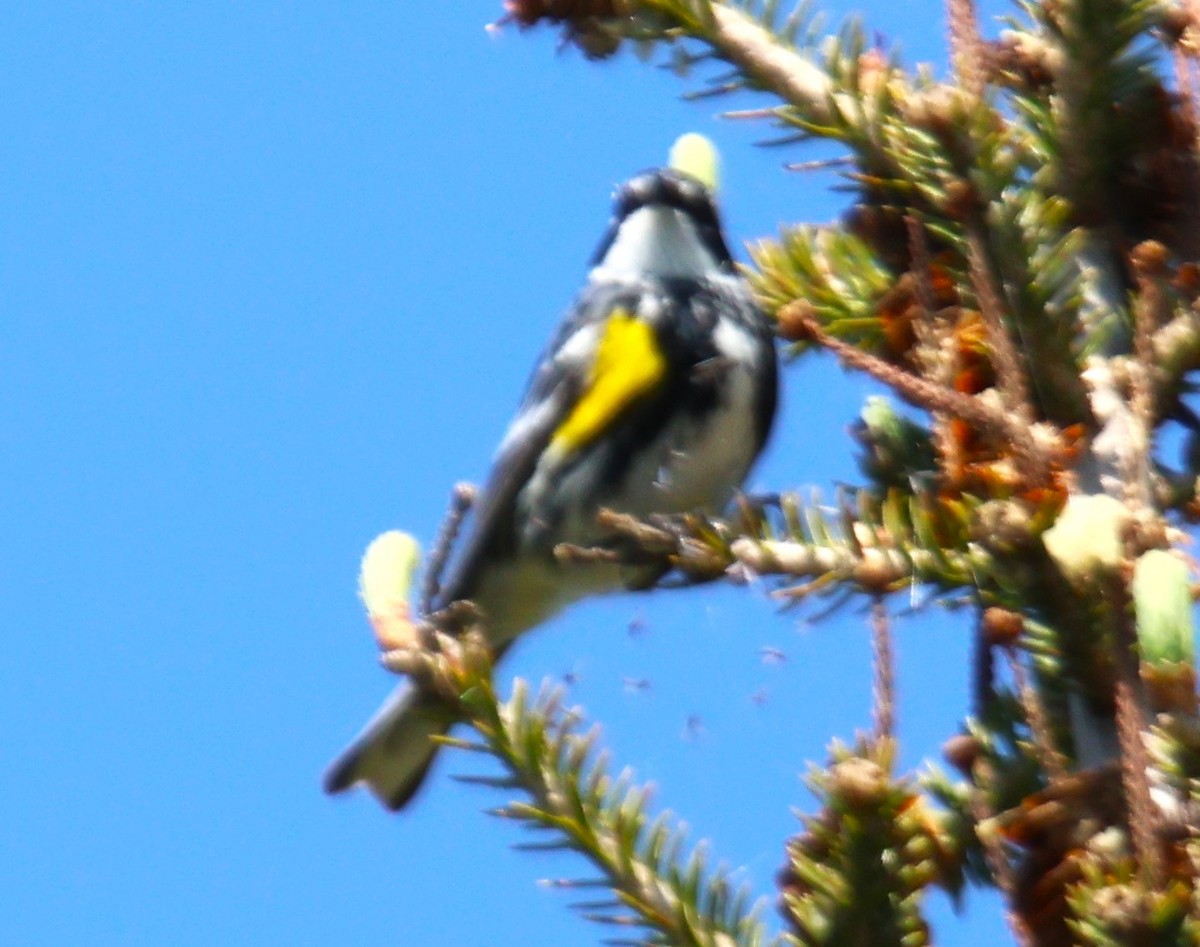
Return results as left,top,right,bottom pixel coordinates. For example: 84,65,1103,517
434,294,671,609
432,374,578,610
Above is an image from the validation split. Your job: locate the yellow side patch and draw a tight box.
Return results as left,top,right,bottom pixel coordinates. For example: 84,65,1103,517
551,312,666,454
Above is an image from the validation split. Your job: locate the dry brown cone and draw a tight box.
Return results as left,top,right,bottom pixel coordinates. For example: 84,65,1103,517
1111,83,1200,259
871,262,961,362
989,767,1127,947
496,0,631,56
845,197,932,274
501,0,627,24
864,257,1023,497
987,765,1199,946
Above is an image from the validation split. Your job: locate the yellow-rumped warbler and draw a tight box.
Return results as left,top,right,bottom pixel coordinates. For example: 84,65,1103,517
324,136,778,810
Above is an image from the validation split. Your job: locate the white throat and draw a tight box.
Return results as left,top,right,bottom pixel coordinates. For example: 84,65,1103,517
590,206,720,281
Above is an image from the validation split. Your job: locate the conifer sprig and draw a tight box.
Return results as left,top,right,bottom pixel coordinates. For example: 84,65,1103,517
385,627,775,947
465,2,1200,942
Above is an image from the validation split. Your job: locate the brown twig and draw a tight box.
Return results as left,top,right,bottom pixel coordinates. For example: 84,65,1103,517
784,302,982,418
1128,241,1169,513
965,227,1036,426
699,4,834,124
870,598,895,742
1006,648,1070,784
946,0,986,98
905,215,965,480
971,763,1035,947
1107,573,1165,888
973,621,995,718
783,302,1060,482
422,482,477,615
502,1,838,127
905,216,939,329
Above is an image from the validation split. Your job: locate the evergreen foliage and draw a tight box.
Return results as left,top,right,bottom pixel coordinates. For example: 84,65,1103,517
371,1,1200,942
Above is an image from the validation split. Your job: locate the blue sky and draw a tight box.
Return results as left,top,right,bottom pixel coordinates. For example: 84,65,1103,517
1,3,1016,944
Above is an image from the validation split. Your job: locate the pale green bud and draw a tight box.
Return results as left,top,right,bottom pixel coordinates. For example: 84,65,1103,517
1041,494,1128,580
669,133,719,194
359,530,421,650
1132,549,1195,666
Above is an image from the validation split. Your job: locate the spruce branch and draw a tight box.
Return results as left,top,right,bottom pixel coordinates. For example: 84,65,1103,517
690,2,833,119
906,216,972,482
1128,240,1170,510
555,488,1005,601
969,760,1035,947
382,623,774,947
965,224,1038,431
1004,646,1071,784
748,226,895,345
947,0,987,97
501,0,914,173
1031,0,1171,240
778,300,1065,486
470,2,1200,942
870,599,895,742
501,0,839,116
777,741,964,947
1107,572,1167,889
1153,302,1200,415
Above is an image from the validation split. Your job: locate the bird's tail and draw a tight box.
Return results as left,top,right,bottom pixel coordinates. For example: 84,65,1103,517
324,563,587,811
323,685,453,811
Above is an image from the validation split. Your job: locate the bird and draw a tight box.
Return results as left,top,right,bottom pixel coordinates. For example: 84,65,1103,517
324,134,778,810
